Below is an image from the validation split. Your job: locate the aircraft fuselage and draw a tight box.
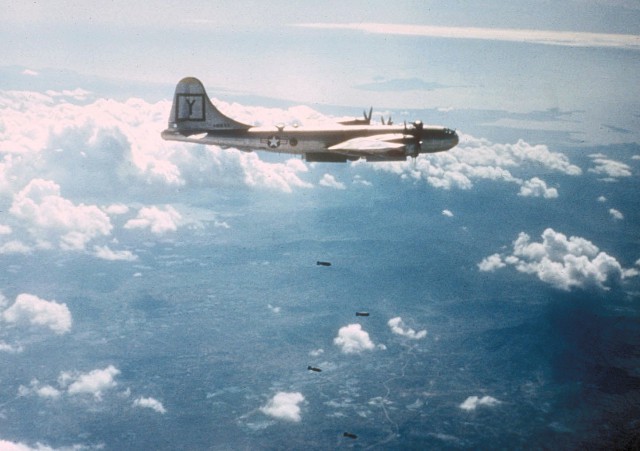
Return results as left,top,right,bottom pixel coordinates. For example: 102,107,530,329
161,77,459,162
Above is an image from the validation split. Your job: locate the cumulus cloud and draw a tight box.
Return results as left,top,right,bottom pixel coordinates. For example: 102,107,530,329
588,154,632,178
319,173,346,190
0,341,23,353
133,396,167,414
8,178,112,251
18,379,62,400
597,195,607,202
478,253,507,272
442,209,454,217
0,89,319,199
240,155,312,193
609,208,624,220
19,365,126,404
60,365,120,400
459,395,501,411
518,177,558,198
0,240,32,255
124,205,182,235
480,228,637,290
103,203,130,215
2,293,72,334
360,134,580,194
388,317,427,339
93,245,138,261
260,392,305,422
353,175,372,186
334,324,375,354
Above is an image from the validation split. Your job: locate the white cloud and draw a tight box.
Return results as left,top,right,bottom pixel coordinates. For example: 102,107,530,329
18,379,62,400
309,348,324,357
0,240,32,255
0,90,319,198
8,179,112,251
298,23,640,50
103,203,130,215
518,177,558,198
388,317,426,339
353,175,372,186
597,195,607,202
334,324,375,354
609,208,624,220
319,173,346,190
22,69,39,76
589,155,632,178
442,209,454,217
480,228,637,290
260,392,305,422
133,396,167,414
478,253,506,272
360,134,580,193
0,341,23,353
2,293,72,335
63,365,120,400
459,395,501,411
0,439,54,451
124,205,182,235
240,155,312,193
93,245,138,261
0,224,11,235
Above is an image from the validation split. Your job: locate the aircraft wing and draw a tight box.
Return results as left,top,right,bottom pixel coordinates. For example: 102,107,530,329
327,134,406,153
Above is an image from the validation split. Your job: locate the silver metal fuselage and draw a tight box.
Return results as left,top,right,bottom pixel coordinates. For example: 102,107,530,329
162,123,459,158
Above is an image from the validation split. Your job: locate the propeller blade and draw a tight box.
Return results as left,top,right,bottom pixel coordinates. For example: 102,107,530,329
361,107,373,124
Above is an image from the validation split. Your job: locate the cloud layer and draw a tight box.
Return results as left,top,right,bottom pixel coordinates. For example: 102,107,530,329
361,134,579,195
298,23,640,51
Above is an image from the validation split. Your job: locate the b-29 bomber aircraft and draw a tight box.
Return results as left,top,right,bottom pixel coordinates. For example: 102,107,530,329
161,77,459,163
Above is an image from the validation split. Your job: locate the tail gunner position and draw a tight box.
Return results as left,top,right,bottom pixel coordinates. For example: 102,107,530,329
162,77,459,163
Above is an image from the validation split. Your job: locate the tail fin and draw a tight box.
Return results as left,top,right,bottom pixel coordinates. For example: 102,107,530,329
165,77,250,135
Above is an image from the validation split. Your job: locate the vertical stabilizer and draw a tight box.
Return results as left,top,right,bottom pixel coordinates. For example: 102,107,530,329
166,77,250,135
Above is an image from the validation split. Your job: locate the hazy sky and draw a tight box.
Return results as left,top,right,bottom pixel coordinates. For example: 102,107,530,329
3,1,639,91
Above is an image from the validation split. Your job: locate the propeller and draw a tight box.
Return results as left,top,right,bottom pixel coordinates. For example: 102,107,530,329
408,120,423,158
380,115,393,125
363,106,373,124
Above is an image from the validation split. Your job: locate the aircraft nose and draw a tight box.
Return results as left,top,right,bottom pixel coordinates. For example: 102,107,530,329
443,128,459,148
